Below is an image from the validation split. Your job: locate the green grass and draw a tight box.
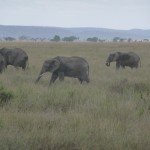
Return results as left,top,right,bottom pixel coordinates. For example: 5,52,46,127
0,42,150,150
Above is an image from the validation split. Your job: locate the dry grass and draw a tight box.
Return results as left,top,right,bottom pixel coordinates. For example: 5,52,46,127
0,42,150,150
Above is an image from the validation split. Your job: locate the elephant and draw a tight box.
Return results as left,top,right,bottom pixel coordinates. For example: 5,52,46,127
106,52,141,69
0,47,28,70
0,54,6,73
35,56,90,85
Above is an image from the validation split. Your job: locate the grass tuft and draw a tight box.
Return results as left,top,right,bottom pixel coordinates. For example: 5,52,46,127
0,85,14,106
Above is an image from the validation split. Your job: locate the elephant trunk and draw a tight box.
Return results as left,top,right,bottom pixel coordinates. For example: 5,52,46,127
106,61,110,66
106,55,111,66
35,74,42,83
35,67,45,83
106,58,110,66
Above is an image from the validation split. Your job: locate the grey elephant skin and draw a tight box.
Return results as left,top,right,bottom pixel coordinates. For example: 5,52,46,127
106,52,141,69
35,56,90,85
0,54,6,73
0,48,28,70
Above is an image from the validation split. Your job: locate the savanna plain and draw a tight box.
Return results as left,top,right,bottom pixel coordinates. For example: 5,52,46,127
0,42,150,150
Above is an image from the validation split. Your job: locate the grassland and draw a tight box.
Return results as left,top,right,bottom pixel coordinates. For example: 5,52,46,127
0,41,150,150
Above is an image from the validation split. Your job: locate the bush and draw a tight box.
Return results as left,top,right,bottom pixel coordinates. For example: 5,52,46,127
0,86,14,106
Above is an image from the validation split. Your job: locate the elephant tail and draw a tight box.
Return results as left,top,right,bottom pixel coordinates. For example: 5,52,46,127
26,61,29,70
24,56,29,69
139,57,141,67
87,64,89,76
86,64,90,83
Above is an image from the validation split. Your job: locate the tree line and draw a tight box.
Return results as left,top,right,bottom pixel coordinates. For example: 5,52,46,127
0,35,149,42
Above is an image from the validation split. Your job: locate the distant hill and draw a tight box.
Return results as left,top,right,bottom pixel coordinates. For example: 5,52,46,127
0,25,150,40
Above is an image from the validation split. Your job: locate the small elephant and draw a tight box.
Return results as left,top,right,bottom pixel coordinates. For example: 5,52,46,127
0,54,6,73
0,47,28,70
35,56,90,85
106,52,141,69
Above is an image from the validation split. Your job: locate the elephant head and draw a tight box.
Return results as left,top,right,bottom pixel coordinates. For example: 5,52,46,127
106,52,120,66
35,58,60,83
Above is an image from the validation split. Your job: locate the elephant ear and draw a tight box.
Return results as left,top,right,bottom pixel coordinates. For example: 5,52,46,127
50,59,60,72
114,52,121,61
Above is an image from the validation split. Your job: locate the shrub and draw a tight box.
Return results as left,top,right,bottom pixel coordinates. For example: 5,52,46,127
0,86,14,106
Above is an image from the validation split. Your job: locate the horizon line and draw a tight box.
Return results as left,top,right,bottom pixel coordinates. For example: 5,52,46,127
0,24,149,31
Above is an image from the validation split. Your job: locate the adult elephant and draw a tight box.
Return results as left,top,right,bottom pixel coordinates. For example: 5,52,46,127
106,52,141,69
0,47,28,70
35,56,90,85
0,54,6,73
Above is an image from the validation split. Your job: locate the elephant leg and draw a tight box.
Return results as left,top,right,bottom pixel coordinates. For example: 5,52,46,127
121,65,125,69
129,64,133,69
135,63,138,69
83,75,90,83
22,60,28,70
78,73,89,84
22,64,26,70
58,72,64,81
35,74,42,83
0,69,3,74
116,62,120,70
15,66,19,70
78,78,83,84
85,77,90,83
130,64,135,69
49,73,58,85
5,64,8,68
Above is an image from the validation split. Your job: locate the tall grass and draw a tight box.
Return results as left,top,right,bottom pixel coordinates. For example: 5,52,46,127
0,42,149,150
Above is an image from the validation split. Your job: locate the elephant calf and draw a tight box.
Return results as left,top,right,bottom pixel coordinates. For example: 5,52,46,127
106,52,141,69
35,56,90,85
0,47,28,70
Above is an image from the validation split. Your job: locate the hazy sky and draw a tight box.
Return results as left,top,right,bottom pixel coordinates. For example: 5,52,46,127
0,0,149,29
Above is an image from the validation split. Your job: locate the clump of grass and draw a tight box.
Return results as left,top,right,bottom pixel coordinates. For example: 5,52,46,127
40,84,88,113
133,82,150,94
109,78,128,94
110,79,150,95
0,85,14,106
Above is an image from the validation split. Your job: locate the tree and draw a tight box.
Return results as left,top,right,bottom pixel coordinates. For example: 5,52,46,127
99,39,106,43
51,35,60,42
113,37,120,42
62,36,78,42
19,36,28,41
87,37,98,42
128,38,132,42
120,38,127,42
4,37,16,41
